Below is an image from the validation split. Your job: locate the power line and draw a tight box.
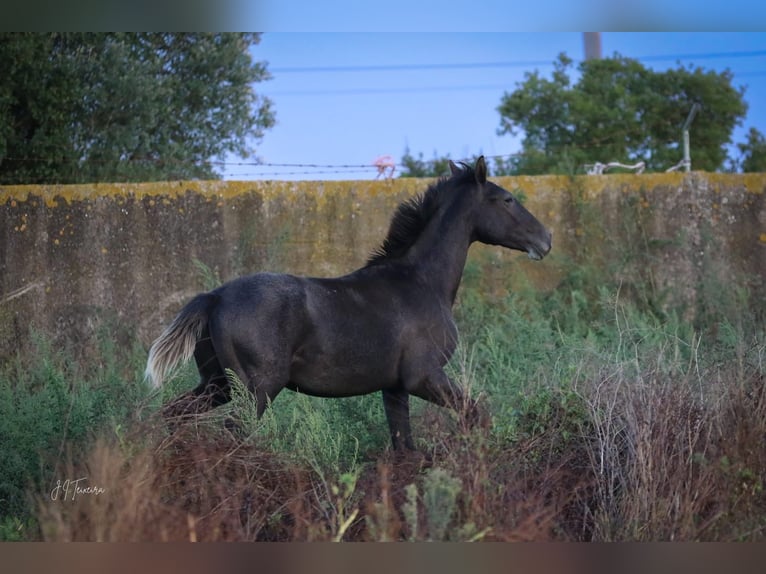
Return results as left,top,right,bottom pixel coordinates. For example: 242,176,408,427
637,49,766,62
270,49,766,75
267,84,513,96
271,60,553,74
266,72,766,97
267,50,766,96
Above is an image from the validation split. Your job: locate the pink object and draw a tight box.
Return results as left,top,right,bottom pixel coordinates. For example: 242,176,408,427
373,155,396,179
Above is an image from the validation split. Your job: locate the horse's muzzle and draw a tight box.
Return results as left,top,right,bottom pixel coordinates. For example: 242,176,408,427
527,230,552,261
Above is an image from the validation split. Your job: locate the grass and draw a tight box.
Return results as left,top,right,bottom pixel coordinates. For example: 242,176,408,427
1,246,764,541
0,325,150,537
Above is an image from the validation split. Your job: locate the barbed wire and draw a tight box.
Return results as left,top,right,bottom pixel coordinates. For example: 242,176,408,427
0,140,677,171
0,117,739,181
0,147,704,181
211,161,377,168
225,170,381,177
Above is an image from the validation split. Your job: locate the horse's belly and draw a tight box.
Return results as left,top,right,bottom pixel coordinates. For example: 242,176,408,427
288,345,398,397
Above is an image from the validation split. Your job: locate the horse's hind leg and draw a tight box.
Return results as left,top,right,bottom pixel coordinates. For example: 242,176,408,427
162,327,231,420
238,358,287,419
211,332,287,419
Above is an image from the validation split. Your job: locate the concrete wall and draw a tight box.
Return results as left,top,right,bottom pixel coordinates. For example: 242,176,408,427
1,173,765,360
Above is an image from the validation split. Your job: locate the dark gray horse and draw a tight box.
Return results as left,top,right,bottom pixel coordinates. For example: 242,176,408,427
146,156,552,450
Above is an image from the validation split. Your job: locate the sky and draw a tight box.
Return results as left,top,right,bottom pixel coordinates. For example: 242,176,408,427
224,32,766,181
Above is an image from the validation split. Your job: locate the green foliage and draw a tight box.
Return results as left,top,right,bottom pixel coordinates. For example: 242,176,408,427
398,146,455,178
496,52,748,174
0,33,274,184
394,466,491,542
223,372,386,473
735,127,766,172
420,467,462,541
398,147,514,178
0,515,35,541
192,258,222,291
401,483,419,541
0,332,148,533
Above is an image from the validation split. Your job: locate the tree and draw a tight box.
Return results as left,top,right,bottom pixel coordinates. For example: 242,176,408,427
398,147,510,178
398,147,454,178
736,127,766,172
0,33,274,184
496,53,748,174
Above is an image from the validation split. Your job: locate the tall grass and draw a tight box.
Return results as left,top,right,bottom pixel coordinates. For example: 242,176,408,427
2,243,764,540
0,326,150,539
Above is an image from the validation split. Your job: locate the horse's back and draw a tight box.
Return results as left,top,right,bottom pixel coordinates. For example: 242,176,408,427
213,272,305,307
208,270,400,340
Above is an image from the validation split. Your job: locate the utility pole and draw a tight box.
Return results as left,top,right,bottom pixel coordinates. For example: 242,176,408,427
583,33,602,60
682,103,701,173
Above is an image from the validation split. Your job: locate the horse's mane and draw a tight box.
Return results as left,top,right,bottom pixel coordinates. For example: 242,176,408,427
365,163,475,267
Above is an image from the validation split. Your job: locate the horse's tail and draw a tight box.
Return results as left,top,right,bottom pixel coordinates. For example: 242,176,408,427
145,293,216,388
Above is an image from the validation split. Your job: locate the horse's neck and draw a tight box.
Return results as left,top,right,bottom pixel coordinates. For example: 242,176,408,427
409,205,473,306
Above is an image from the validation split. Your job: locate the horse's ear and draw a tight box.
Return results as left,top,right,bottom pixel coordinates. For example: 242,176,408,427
475,156,487,185
448,160,460,176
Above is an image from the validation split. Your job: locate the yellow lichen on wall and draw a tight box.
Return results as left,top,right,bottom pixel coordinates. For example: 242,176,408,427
701,171,766,195
2,172,764,209
493,172,693,201
0,177,430,209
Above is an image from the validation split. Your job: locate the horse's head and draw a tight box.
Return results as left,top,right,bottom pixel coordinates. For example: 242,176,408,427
452,156,552,260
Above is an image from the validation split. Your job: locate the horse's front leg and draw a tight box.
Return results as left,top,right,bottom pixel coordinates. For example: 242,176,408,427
405,367,488,430
382,388,415,451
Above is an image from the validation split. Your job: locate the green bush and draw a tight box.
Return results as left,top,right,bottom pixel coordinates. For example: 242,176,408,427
0,331,149,536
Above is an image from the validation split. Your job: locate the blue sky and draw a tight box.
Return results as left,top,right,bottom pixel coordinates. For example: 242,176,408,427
224,33,766,180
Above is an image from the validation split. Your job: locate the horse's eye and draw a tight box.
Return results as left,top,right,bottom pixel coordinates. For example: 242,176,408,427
504,196,514,204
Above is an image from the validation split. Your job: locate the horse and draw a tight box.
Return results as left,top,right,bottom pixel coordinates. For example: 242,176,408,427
145,156,552,451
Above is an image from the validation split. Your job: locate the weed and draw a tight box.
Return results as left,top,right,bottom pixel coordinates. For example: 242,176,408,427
421,467,461,541
192,258,221,291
